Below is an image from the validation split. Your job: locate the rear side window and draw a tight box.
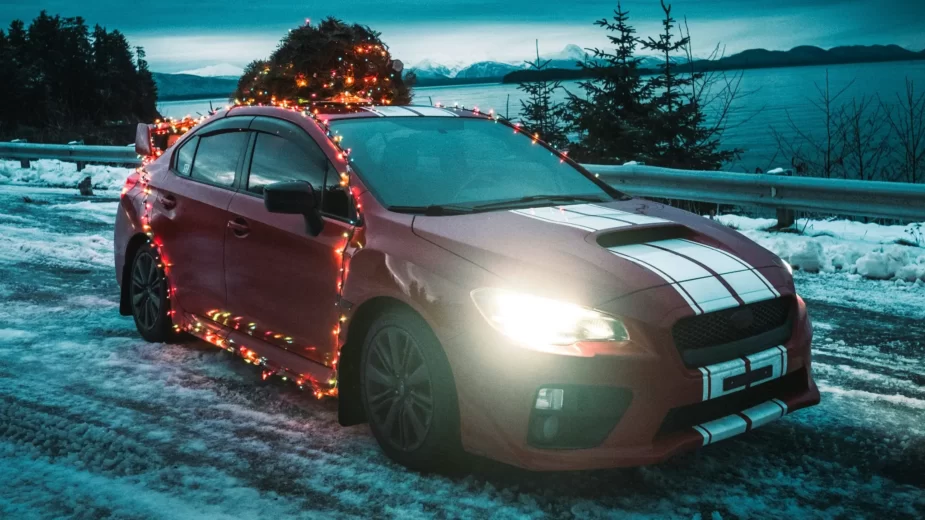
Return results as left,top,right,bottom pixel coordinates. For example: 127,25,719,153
190,131,247,187
174,137,197,176
247,133,326,195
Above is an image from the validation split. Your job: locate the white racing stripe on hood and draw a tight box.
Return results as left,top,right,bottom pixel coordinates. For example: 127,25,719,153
509,203,779,315
679,238,780,299
511,206,632,232
653,239,780,303
607,243,738,314
510,203,669,232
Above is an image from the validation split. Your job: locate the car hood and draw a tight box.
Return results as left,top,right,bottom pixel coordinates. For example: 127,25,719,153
411,199,786,308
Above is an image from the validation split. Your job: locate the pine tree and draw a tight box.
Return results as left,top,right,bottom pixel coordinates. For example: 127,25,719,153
517,41,569,149
566,2,653,164
640,1,737,170
0,12,159,141
133,46,159,122
234,18,412,106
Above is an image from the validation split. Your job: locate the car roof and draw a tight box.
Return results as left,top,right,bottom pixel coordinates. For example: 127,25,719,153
225,103,490,122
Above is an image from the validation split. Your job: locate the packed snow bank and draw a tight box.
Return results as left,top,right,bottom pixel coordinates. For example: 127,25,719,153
717,215,925,283
0,159,132,192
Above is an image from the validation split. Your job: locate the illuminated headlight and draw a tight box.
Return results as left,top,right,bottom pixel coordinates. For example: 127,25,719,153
471,288,629,346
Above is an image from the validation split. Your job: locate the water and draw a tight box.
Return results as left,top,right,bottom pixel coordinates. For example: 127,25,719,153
157,98,232,120
158,61,925,172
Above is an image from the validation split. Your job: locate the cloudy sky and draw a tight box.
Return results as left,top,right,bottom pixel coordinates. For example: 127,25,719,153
2,0,923,73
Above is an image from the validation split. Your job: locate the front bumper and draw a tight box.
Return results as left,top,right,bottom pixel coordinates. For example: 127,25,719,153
443,295,820,471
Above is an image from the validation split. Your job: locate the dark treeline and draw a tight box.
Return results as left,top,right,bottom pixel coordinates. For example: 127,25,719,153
0,11,159,144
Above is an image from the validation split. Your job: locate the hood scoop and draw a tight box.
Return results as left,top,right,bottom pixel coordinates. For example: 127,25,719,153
595,224,693,248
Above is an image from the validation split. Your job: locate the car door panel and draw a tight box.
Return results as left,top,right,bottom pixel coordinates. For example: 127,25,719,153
224,194,353,366
149,121,251,319
223,117,353,368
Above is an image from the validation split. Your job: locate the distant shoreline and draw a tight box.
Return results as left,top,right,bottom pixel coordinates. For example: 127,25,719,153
502,46,925,83
158,94,233,102
154,45,925,102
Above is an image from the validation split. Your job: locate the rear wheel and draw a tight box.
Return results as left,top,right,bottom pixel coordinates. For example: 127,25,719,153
360,307,460,471
129,246,174,342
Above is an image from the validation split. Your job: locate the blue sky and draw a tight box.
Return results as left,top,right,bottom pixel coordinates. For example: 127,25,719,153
2,0,923,72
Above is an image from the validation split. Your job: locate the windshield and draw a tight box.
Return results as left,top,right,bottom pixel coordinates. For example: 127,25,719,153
328,117,615,210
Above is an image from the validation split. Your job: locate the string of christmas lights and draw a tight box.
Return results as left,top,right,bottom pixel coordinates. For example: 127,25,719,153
134,97,572,399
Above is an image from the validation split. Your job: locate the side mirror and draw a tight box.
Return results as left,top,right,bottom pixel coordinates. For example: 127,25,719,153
135,123,153,156
264,181,324,236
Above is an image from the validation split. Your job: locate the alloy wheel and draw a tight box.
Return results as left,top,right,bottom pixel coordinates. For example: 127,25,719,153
364,326,435,452
130,251,163,331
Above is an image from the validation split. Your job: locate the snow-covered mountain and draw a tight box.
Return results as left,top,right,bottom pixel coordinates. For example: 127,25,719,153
176,63,244,79
637,55,688,69
454,61,524,79
540,44,589,68
404,44,690,81
408,59,465,79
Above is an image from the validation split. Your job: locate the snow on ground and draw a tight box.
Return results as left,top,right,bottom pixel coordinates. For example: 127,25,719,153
717,214,925,283
0,183,923,518
0,159,132,192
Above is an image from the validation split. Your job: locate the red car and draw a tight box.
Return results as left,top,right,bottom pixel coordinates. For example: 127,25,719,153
115,104,819,471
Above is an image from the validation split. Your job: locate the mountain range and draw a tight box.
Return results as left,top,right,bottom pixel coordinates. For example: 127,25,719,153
153,44,925,100
503,44,925,83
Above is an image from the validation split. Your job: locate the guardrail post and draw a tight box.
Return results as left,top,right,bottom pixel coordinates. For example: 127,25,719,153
10,139,30,168
76,161,86,172
776,208,795,228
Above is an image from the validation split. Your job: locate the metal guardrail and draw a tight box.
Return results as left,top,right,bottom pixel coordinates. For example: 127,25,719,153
1,141,924,224
589,164,925,223
0,141,141,170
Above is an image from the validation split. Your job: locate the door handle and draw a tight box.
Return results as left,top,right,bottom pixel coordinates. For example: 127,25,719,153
157,194,177,209
228,217,250,237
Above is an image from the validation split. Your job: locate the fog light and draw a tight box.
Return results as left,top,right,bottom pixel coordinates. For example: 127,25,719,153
542,416,560,440
535,388,564,410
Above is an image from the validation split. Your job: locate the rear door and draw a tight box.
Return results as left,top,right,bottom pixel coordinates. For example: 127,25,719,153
223,116,355,367
153,116,253,320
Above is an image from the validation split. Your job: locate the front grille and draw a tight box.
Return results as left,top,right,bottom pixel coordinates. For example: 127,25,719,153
657,368,807,438
672,297,793,365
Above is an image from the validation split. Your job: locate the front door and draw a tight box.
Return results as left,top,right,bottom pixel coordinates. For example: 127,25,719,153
223,117,354,368
150,117,252,320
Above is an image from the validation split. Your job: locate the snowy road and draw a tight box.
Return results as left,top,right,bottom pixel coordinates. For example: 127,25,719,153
0,185,923,519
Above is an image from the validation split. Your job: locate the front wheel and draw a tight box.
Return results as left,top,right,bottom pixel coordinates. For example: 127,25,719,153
360,307,461,471
129,246,174,342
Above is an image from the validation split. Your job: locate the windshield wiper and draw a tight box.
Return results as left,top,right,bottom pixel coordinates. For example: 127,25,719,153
387,204,474,216
471,194,607,210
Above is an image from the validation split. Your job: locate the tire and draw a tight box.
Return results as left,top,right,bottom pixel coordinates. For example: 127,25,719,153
128,245,174,342
359,307,461,471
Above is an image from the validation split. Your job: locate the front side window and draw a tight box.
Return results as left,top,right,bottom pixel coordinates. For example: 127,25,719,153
189,131,248,187
328,117,614,209
247,133,326,195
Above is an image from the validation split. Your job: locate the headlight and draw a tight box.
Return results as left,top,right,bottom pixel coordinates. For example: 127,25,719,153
471,288,629,347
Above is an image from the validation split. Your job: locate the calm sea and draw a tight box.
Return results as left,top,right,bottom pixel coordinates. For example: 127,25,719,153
157,60,925,172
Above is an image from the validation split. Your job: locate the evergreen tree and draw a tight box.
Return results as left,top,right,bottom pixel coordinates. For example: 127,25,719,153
640,1,737,170
234,18,412,105
133,46,159,121
517,41,569,149
0,11,160,140
566,2,653,164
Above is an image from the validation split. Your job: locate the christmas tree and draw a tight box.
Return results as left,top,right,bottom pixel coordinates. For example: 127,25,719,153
234,18,413,106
